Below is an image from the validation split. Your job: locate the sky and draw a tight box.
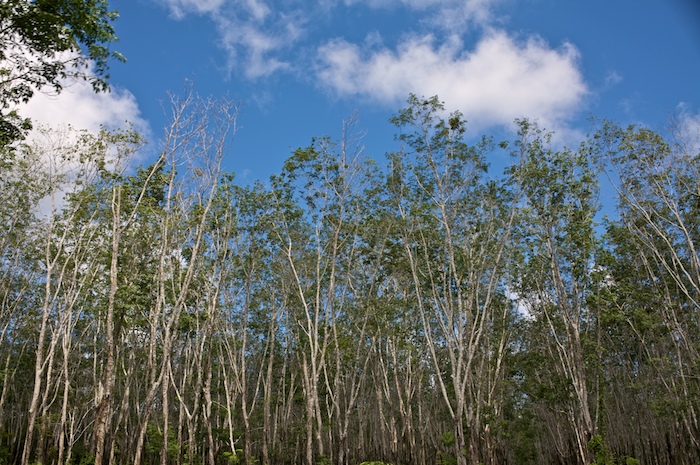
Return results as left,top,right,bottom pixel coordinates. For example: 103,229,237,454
19,0,700,185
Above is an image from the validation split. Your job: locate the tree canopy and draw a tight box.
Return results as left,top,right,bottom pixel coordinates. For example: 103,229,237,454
1,91,698,465
0,0,123,146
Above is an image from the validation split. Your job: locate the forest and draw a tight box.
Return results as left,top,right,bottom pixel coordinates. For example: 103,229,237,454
1,1,699,464
1,90,698,465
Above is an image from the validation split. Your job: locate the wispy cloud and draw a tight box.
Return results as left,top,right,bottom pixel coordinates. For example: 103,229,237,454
159,0,227,19
343,0,501,23
155,0,306,79
340,0,499,29
214,10,306,79
243,0,271,21
316,30,588,130
421,0,499,31
217,22,290,79
152,0,503,81
604,70,623,87
673,103,700,152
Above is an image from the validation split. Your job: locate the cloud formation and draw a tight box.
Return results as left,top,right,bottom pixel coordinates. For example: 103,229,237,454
340,0,498,29
151,0,589,129
20,81,147,135
674,103,700,152
317,31,588,128
215,12,304,79
15,66,149,214
153,0,502,80
159,0,226,19
156,0,304,79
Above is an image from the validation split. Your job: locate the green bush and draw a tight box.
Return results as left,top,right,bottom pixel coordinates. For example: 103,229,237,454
588,434,614,465
587,435,638,465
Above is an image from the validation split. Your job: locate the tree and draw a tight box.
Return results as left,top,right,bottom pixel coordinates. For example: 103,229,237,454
129,90,238,465
594,119,700,463
10,125,133,465
0,0,123,146
507,120,600,465
5,87,700,464
268,115,379,465
387,95,517,465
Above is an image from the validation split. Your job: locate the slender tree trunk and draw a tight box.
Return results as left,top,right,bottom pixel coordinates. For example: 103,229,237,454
94,185,121,465
22,224,58,465
57,319,73,465
262,347,274,465
202,354,216,465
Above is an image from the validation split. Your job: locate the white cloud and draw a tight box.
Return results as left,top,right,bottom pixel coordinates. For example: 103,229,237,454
156,0,305,80
153,0,501,81
604,70,623,87
1,47,146,136
20,81,148,136
244,0,271,21
316,30,588,129
157,0,226,19
17,77,150,215
672,103,700,153
216,19,296,79
11,54,151,214
340,0,499,30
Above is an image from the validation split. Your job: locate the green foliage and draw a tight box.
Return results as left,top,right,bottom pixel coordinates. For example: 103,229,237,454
437,451,458,465
145,423,179,461
221,449,244,465
440,431,456,447
0,0,123,145
0,109,31,152
0,443,8,465
1,93,699,465
437,431,458,465
588,434,614,465
587,434,639,465
77,454,95,465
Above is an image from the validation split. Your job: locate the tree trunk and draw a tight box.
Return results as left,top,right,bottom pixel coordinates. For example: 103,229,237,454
94,185,121,465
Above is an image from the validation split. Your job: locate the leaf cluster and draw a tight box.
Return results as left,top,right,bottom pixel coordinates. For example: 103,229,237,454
0,0,123,145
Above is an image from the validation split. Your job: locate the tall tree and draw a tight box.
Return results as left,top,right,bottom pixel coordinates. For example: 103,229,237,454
269,117,376,465
387,95,516,465
596,119,700,462
17,126,139,465
508,120,600,465
130,90,238,465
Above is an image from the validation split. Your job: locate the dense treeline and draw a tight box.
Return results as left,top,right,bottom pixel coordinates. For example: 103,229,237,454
1,92,699,465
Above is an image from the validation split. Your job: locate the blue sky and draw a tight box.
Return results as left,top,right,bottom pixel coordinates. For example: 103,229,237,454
21,0,700,184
